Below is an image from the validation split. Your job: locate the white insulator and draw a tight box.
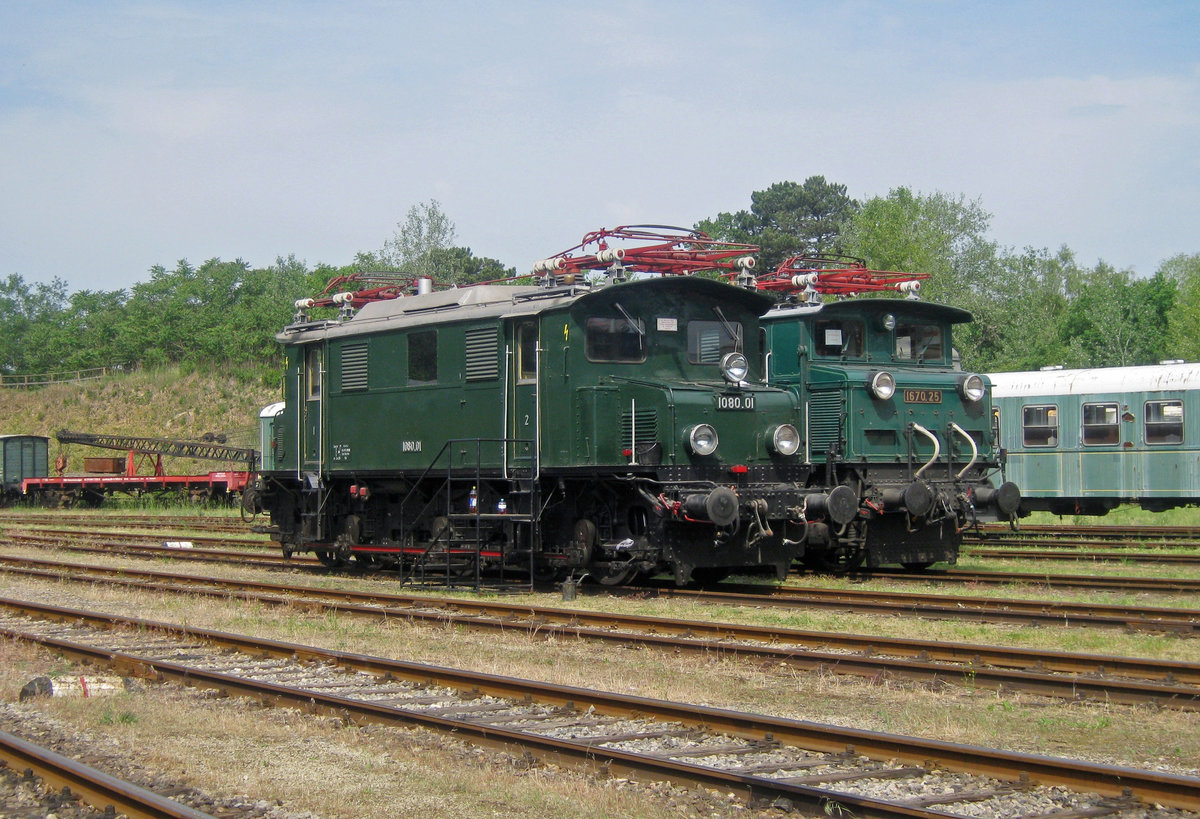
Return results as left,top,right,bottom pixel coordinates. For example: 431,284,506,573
735,256,756,269
533,257,567,274
415,277,434,295
294,298,314,309
899,280,921,294
596,247,626,263
791,273,820,287
332,292,354,304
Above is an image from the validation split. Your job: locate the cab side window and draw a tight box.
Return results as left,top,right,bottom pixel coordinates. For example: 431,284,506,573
688,320,742,364
408,330,438,385
586,317,646,362
813,319,864,358
895,323,943,361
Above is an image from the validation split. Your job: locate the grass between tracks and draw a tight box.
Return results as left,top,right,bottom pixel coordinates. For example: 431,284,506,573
0,547,1196,805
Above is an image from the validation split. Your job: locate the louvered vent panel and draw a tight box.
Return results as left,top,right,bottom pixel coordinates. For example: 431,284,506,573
620,410,659,448
341,343,369,391
465,328,499,381
808,391,845,455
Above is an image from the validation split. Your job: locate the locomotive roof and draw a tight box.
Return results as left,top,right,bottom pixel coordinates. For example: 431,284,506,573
761,297,973,324
988,362,1200,397
278,276,773,343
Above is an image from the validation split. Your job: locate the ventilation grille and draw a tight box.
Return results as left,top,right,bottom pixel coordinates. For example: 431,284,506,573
465,328,499,381
808,391,845,455
620,409,659,448
341,343,369,391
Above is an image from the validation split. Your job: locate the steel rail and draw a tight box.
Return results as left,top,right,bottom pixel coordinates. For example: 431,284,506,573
972,523,1200,540
1,557,1198,709
965,547,1200,565
850,569,1200,594
637,582,1200,633
1,596,1197,813
3,532,1198,633
0,728,215,819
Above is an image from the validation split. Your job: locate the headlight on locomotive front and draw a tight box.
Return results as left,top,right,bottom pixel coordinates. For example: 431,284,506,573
685,424,719,456
868,370,896,400
720,351,749,384
767,424,801,456
958,373,986,403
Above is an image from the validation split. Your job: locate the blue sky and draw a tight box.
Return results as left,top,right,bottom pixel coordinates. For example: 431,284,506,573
1,1,1197,292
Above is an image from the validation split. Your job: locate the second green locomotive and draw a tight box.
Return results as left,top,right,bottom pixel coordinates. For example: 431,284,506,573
253,231,1019,582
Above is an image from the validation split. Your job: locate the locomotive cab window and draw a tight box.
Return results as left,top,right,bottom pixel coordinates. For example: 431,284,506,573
408,330,438,385
1081,402,1120,446
517,322,537,382
895,323,944,362
813,319,864,358
305,347,322,400
1145,399,1184,445
688,320,742,364
586,317,646,363
1022,404,1058,447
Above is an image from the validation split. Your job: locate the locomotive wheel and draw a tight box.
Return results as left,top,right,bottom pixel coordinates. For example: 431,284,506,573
315,550,346,568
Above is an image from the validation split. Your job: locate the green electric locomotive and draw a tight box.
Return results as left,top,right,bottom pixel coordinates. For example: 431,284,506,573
253,230,1018,583
253,233,857,585
755,256,1021,569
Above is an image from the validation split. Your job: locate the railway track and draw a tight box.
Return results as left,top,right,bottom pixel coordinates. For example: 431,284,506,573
972,522,1200,542
8,524,1200,600
1,595,1196,817
1,555,1198,710
4,530,1199,634
0,729,217,818
964,546,1200,565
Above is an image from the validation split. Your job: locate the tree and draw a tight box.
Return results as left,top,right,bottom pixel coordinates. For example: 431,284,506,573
1057,264,1175,368
696,177,859,271
379,199,458,278
1161,253,1200,360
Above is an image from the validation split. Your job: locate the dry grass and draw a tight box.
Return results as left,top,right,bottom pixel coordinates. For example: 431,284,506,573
0,366,276,473
0,556,1196,787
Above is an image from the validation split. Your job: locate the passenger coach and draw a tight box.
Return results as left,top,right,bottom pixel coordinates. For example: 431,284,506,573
990,362,1200,515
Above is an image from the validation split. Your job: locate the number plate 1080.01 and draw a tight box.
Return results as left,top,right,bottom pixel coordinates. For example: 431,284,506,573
903,389,942,404
716,394,756,410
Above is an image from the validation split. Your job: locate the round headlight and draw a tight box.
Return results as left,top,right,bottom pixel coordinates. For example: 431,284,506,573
868,371,896,400
686,424,719,456
880,313,896,331
958,373,985,403
768,424,800,456
720,351,749,383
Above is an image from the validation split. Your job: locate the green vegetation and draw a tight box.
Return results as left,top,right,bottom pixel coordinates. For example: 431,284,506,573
0,190,1195,385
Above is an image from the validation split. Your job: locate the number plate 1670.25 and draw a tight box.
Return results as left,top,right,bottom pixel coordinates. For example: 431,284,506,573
903,389,942,404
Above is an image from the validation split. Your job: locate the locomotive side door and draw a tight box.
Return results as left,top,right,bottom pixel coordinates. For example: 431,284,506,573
508,320,539,477
301,344,324,473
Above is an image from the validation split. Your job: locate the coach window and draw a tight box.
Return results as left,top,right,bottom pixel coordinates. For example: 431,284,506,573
1145,400,1184,445
305,347,321,400
517,322,537,382
1081,402,1120,445
813,319,864,358
895,323,944,362
688,320,742,364
1022,405,1058,447
408,330,438,385
586,317,646,363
